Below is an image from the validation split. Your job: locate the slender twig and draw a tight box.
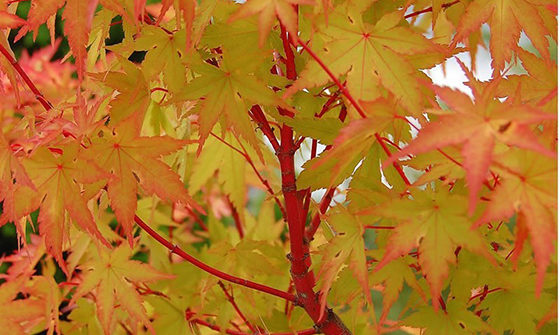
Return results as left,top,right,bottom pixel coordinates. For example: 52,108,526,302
188,317,317,335
250,105,280,151
468,287,502,302
209,132,287,218
218,281,255,332
404,0,461,19
304,188,335,241
0,44,53,111
184,205,208,231
365,225,395,230
229,199,245,239
134,215,296,302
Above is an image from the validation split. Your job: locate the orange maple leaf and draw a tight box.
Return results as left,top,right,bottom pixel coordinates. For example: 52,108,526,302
454,0,553,74
22,144,110,274
385,64,556,214
0,278,47,334
0,133,35,227
21,0,98,82
0,11,26,29
90,115,202,242
475,150,557,296
71,244,173,334
228,0,314,46
374,188,491,309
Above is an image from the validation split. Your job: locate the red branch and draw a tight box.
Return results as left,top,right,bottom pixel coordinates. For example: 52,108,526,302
280,26,351,335
134,215,295,302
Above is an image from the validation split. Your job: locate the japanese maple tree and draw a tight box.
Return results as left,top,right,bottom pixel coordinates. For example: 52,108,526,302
0,0,556,334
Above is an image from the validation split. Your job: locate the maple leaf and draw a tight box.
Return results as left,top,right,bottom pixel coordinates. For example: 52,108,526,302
369,251,424,315
71,244,173,334
374,187,491,309
21,144,110,273
90,114,200,242
478,266,555,334
0,133,35,226
134,26,187,93
188,132,247,212
316,209,369,315
297,118,378,190
228,0,314,46
385,65,556,213
403,300,492,335
499,48,558,114
290,8,441,112
22,0,97,81
180,53,285,150
475,150,557,295
0,11,26,29
0,278,46,335
90,56,150,124
454,0,553,74
63,0,97,82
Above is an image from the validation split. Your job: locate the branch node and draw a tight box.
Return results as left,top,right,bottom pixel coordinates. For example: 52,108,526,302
276,148,296,157
282,184,297,193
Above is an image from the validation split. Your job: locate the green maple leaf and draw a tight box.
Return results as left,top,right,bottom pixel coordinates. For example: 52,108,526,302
71,244,173,334
369,252,424,315
179,53,286,150
297,118,378,190
90,114,200,242
404,300,492,334
188,132,247,212
135,26,187,93
22,144,110,273
374,186,491,308
291,8,441,112
479,266,555,335
316,209,369,316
